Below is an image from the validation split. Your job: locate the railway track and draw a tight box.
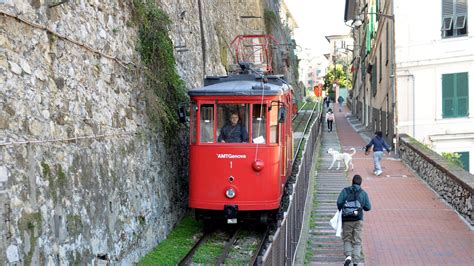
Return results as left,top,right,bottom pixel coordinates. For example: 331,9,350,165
177,224,269,265
170,101,322,266
292,100,320,158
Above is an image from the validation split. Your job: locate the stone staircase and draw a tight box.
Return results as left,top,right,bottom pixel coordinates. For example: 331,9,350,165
307,119,363,265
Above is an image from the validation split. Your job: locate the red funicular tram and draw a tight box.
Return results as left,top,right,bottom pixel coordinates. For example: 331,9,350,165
185,35,295,223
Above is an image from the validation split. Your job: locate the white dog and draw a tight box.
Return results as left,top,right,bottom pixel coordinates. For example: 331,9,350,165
327,148,356,171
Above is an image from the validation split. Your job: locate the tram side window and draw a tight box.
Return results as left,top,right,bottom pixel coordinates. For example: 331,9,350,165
200,104,214,143
252,104,266,144
269,105,279,143
190,102,197,144
217,104,249,143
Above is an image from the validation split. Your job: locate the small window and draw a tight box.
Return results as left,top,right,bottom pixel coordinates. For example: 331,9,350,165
217,104,249,143
441,16,453,30
252,104,266,144
190,102,197,144
453,14,467,29
269,104,279,144
441,0,468,38
200,104,214,143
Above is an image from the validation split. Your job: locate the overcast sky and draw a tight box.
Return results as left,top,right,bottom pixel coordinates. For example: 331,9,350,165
285,0,350,55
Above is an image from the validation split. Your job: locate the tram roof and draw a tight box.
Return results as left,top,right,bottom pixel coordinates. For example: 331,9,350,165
188,74,291,96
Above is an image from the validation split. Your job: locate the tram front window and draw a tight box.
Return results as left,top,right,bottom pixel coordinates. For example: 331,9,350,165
252,104,266,144
200,104,214,143
217,104,249,143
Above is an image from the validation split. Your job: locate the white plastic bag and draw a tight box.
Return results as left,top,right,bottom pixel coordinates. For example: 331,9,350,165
329,210,343,237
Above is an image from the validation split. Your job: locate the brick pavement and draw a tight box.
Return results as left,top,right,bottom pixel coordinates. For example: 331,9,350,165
333,104,474,265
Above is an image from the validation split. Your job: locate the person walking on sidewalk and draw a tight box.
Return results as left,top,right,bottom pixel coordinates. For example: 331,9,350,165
324,95,331,109
337,174,372,266
325,108,335,132
337,95,344,112
365,131,391,176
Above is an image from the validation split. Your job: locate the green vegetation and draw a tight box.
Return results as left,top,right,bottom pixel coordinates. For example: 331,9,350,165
301,102,316,111
264,9,278,33
225,230,259,264
192,233,226,264
139,216,203,265
404,136,465,171
441,152,464,169
41,162,68,204
323,64,352,99
304,95,317,103
132,0,188,146
66,215,83,236
41,161,51,178
19,212,42,265
56,164,67,187
216,25,229,71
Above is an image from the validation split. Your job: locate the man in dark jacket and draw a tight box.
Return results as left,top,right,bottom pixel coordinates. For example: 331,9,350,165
337,175,371,266
218,112,249,143
365,131,391,176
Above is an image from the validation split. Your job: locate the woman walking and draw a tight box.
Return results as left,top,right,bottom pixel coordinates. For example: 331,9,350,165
326,108,335,132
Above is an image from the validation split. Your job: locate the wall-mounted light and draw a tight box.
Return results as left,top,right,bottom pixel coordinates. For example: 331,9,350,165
353,12,395,26
352,16,363,27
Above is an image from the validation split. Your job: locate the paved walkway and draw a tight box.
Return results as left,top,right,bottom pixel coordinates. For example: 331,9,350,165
305,104,474,265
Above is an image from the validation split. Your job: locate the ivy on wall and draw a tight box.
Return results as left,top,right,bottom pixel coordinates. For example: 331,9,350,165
132,0,188,146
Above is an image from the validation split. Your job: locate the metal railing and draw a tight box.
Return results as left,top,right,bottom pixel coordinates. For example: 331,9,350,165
257,102,323,265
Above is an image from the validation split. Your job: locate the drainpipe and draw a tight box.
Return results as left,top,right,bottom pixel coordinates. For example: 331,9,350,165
390,1,397,155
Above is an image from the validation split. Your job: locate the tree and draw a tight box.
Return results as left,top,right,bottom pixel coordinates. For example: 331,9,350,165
323,64,352,92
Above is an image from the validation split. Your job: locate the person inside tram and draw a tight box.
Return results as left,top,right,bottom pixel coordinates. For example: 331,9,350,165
218,111,249,143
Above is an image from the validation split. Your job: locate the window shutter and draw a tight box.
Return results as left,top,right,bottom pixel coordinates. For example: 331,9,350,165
442,74,455,117
443,0,454,16
376,0,380,21
456,72,469,116
454,0,468,30
372,60,377,97
441,0,454,34
458,151,470,172
456,0,467,14
379,46,382,82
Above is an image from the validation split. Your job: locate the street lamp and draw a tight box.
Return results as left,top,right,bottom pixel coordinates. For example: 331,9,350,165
353,12,395,24
352,16,363,27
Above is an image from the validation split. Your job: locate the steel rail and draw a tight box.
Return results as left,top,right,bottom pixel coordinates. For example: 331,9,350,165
294,101,320,158
292,102,307,121
250,226,271,266
215,227,241,265
178,230,212,266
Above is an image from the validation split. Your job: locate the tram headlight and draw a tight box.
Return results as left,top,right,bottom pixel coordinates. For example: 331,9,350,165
225,188,236,199
252,159,264,172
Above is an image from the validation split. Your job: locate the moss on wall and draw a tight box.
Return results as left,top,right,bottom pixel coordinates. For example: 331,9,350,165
41,162,68,204
19,212,42,265
132,0,188,147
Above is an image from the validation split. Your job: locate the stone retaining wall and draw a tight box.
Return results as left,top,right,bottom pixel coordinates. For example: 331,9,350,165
0,0,298,263
398,134,474,226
